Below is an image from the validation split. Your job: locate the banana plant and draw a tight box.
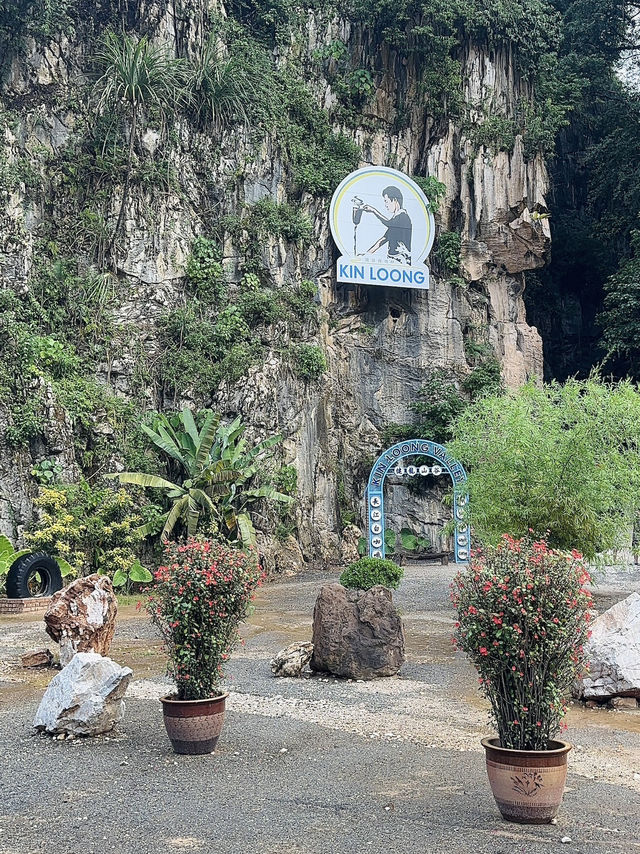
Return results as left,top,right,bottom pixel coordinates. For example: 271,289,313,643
110,409,291,546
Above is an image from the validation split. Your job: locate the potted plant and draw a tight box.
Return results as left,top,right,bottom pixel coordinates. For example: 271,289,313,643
147,537,263,754
452,534,592,823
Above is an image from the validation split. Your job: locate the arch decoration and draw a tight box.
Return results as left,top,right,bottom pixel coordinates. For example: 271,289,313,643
366,439,471,564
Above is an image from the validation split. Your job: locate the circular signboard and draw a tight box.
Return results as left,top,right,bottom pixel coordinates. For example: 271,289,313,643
329,166,436,289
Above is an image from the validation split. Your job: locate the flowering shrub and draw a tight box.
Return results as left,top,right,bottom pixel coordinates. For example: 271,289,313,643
452,535,592,750
146,538,263,701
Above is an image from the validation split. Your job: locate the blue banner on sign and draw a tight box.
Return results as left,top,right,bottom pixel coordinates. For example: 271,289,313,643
337,259,429,289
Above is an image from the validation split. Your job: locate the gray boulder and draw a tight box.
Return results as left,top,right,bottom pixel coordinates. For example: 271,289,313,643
311,583,405,679
271,642,314,677
33,652,133,736
579,592,640,699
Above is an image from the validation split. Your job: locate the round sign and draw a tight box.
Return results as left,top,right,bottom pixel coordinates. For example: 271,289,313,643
329,166,435,266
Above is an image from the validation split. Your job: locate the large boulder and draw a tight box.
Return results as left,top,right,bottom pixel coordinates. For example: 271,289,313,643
578,592,640,700
44,574,118,666
33,652,133,736
311,583,405,679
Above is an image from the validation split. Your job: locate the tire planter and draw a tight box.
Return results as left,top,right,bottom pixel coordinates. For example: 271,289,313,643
6,553,63,599
482,738,572,824
160,693,228,755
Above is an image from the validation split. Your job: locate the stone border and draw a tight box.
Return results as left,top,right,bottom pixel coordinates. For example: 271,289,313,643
0,596,52,615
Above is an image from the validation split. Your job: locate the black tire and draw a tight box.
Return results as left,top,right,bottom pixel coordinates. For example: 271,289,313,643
6,552,63,599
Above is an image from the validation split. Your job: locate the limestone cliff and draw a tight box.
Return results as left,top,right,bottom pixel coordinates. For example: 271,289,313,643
0,2,548,560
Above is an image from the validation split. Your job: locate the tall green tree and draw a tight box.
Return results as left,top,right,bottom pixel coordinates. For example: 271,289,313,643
448,376,640,557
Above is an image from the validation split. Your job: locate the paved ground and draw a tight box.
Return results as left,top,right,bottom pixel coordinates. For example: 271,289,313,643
1,563,639,854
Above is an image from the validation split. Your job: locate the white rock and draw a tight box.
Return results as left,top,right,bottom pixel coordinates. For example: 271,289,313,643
33,652,132,736
579,593,640,699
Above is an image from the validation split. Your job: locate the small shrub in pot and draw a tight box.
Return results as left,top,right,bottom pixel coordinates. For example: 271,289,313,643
339,557,403,591
451,534,593,823
147,537,263,700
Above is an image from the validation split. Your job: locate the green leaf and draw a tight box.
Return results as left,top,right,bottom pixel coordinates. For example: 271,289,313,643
142,425,187,468
136,514,167,537
237,512,256,546
0,535,14,559
108,472,181,491
7,549,31,567
400,528,419,550
162,495,189,539
55,557,75,577
195,411,221,468
384,529,396,551
112,569,127,587
129,560,153,583
180,407,200,446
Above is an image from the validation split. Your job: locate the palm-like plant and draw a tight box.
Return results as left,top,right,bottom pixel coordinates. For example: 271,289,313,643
93,31,185,247
110,409,292,545
186,34,253,132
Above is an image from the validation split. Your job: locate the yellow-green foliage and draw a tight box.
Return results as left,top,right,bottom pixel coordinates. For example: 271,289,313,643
25,483,147,578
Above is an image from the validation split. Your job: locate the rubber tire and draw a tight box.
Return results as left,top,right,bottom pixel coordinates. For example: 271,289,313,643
6,552,63,599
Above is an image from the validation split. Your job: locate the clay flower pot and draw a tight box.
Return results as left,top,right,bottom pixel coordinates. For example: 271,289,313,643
482,737,572,824
160,693,228,755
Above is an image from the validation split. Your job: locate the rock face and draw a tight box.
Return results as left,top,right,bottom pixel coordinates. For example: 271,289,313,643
579,592,640,699
44,575,118,666
271,642,314,677
311,583,405,679
0,7,549,561
33,652,132,736
340,525,362,567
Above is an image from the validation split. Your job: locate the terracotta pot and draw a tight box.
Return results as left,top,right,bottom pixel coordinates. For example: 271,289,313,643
481,737,572,824
160,693,228,755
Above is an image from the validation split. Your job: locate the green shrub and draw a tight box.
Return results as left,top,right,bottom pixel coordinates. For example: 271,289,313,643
413,176,446,212
339,557,404,591
185,237,226,304
290,343,326,380
436,231,462,273
238,288,281,327
24,482,154,582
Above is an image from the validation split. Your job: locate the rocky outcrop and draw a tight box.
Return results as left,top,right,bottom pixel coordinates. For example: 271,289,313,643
271,642,314,677
578,592,640,700
340,524,362,567
0,6,549,561
44,575,118,666
311,583,405,679
33,652,132,736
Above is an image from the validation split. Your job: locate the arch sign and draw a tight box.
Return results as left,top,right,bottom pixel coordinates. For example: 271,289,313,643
329,166,436,290
366,439,471,563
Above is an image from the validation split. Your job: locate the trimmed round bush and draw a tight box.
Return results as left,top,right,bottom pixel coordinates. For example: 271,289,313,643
339,557,403,591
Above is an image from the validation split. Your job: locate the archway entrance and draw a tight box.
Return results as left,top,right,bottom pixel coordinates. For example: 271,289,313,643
366,439,470,563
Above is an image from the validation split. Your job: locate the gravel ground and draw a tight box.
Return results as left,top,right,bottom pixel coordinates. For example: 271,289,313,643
1,563,639,854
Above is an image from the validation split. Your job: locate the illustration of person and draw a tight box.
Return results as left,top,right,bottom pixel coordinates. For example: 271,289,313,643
361,186,413,263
